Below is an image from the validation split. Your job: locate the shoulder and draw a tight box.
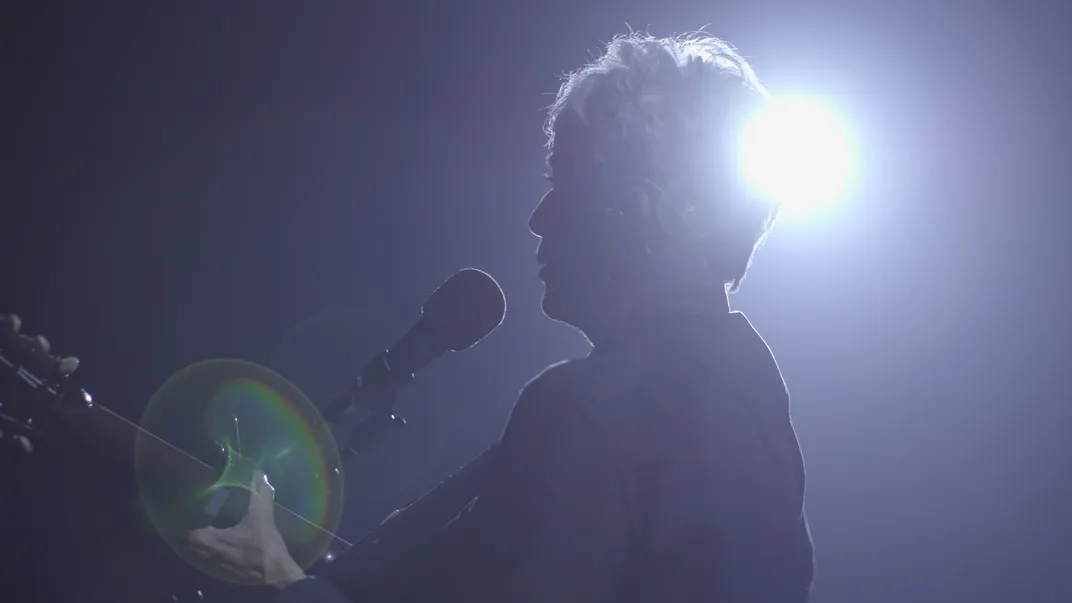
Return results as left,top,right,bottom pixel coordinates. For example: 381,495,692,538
518,357,594,399
507,349,665,448
509,358,592,425
516,348,650,408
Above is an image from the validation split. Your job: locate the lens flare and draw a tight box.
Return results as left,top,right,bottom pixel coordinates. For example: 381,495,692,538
740,98,854,213
134,359,344,584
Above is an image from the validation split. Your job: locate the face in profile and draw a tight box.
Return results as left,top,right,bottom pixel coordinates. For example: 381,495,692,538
530,185,595,323
529,113,651,328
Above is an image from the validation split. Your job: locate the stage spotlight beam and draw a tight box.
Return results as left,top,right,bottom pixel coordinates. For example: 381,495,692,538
740,97,854,214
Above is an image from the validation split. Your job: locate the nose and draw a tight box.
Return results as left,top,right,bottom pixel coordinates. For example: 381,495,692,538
529,190,554,238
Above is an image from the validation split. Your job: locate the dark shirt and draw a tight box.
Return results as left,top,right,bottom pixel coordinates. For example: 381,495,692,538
279,289,814,602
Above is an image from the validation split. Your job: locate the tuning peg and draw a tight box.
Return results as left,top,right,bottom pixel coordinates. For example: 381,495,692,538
0,430,34,454
15,434,33,454
2,314,21,334
57,356,80,377
34,335,51,355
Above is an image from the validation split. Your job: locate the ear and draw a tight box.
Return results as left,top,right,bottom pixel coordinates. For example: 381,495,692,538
632,179,701,246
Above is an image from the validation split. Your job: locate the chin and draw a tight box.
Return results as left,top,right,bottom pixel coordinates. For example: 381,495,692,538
540,287,598,344
540,281,586,328
539,287,563,321
540,282,570,322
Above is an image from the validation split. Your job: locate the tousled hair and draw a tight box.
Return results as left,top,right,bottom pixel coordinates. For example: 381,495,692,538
545,31,777,292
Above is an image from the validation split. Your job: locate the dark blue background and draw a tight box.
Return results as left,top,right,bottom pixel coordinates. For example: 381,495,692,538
4,2,1070,601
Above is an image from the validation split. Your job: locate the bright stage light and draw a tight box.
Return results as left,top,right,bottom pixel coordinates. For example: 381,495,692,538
740,98,854,213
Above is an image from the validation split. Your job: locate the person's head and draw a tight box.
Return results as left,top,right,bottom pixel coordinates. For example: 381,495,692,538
530,32,777,340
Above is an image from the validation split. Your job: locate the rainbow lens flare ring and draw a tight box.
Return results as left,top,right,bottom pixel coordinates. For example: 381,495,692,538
134,359,345,584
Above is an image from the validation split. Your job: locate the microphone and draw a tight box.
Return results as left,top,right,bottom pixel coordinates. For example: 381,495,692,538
322,268,505,424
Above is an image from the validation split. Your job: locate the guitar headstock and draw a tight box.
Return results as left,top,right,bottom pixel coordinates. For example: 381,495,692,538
0,313,83,453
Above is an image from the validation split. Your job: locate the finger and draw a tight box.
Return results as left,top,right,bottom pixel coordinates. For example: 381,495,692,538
188,527,242,560
2,314,21,334
57,356,80,377
188,527,224,553
216,560,258,582
249,471,276,521
383,506,403,525
34,335,50,355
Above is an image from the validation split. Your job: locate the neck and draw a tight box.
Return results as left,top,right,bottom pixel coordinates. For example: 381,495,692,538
579,277,730,351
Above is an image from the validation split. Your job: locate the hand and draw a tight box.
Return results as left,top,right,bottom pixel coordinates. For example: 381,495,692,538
188,471,307,589
380,508,403,525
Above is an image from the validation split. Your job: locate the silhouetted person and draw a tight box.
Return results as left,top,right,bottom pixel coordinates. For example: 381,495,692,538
192,31,815,602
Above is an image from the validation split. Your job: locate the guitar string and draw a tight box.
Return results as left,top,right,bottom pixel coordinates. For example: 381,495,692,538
95,402,353,547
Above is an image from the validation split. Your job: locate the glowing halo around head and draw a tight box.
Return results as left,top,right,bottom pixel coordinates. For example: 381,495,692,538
739,97,855,214
134,358,345,584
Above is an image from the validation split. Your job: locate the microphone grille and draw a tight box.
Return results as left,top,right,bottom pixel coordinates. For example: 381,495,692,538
420,268,506,352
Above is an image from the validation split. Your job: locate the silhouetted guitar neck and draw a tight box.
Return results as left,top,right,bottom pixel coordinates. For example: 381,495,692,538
48,391,497,587
37,390,353,562
51,392,198,482
1,333,493,592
